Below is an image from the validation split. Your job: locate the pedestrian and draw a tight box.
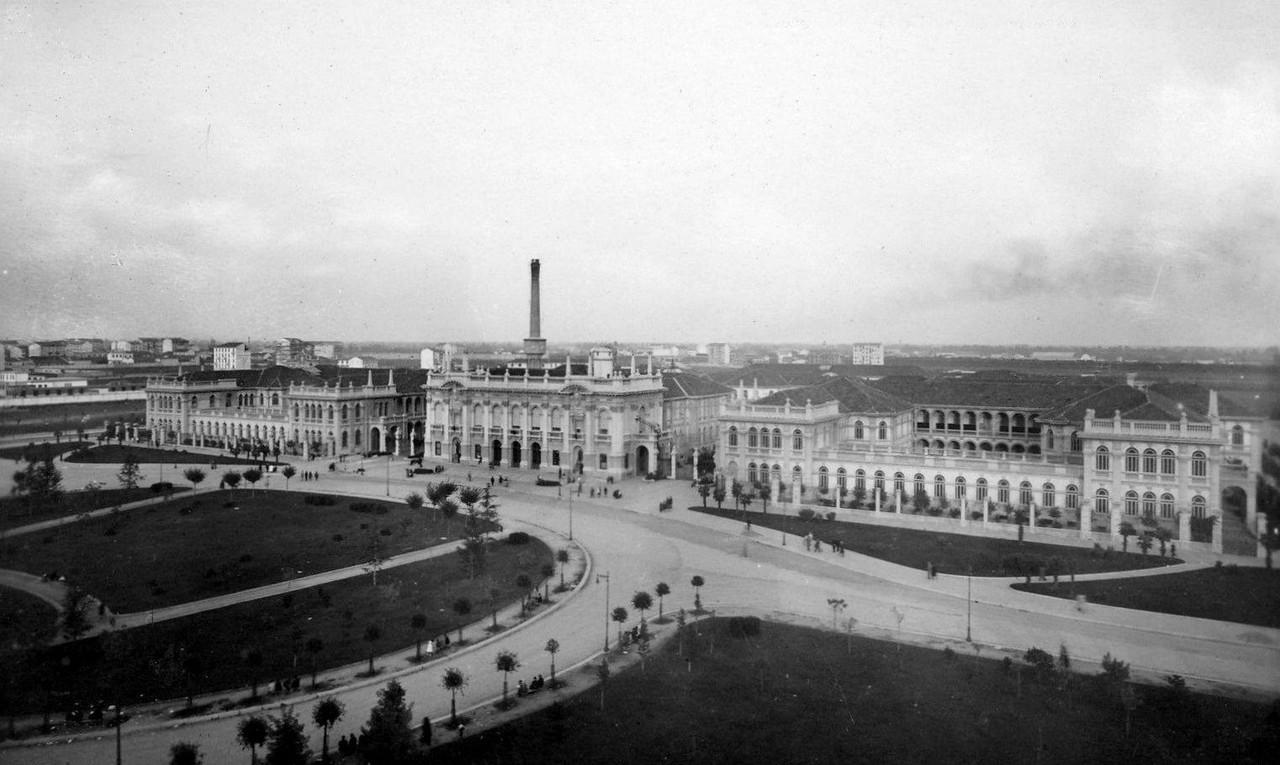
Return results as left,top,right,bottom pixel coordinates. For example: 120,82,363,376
457,723,465,739
926,561,932,579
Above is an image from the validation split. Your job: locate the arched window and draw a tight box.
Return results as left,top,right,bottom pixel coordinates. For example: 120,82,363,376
1142,449,1157,474
792,429,804,450
1191,451,1207,478
792,465,803,487
1096,446,1110,471
1161,449,1175,475
1231,425,1244,446
1125,447,1139,473
1159,493,1174,518
747,427,758,449
341,404,348,421
818,467,830,492
893,472,905,496
855,469,866,493
1095,488,1109,514
209,394,216,408
1125,491,1139,515
955,476,966,500
914,473,925,496
1042,483,1055,507
1046,429,1055,449
354,403,362,419
976,477,988,501
747,462,757,483
1142,492,1156,518
354,429,362,446
340,431,348,448
874,470,885,494
877,421,888,440
1019,481,1033,506
854,421,864,440
1066,485,1079,510
930,474,943,498
837,468,847,492
997,479,1010,504
728,426,739,447
1191,495,1206,519
293,404,300,419
271,393,280,407
1070,431,1082,452
772,428,782,449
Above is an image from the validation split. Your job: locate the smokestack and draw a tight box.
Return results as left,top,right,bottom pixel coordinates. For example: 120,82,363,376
530,259,541,339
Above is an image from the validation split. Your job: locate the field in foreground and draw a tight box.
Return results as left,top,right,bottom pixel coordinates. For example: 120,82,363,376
429,618,1278,765
691,505,1181,576
1014,565,1280,628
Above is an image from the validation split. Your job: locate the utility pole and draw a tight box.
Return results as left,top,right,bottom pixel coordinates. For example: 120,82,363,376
596,571,610,652
966,565,973,643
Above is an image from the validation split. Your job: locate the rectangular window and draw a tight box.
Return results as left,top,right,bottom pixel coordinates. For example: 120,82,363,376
599,454,608,470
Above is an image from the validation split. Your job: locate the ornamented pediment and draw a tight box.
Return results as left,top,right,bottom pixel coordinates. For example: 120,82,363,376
440,380,466,391
559,383,591,396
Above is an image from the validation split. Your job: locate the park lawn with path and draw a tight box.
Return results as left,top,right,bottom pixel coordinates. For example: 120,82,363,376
1,490,482,611
6,535,554,714
0,440,93,462
64,443,279,466
0,399,144,439
1014,565,1280,629
429,618,1278,765
0,486,189,532
691,505,1182,576
0,587,57,651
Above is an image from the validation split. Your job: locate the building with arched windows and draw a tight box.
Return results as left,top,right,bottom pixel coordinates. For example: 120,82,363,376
719,373,1266,554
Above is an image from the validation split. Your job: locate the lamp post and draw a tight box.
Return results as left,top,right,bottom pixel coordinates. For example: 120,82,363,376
568,488,574,541
385,452,391,496
596,571,610,652
966,565,973,643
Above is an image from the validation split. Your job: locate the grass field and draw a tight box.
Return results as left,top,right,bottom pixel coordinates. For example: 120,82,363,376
7,536,554,713
65,443,279,466
428,618,1279,765
0,440,93,461
1,490,483,611
691,505,1181,576
1015,565,1280,628
0,588,57,651
0,486,188,532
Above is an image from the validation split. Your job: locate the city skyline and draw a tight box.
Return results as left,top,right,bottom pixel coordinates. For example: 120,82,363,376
2,1,1278,346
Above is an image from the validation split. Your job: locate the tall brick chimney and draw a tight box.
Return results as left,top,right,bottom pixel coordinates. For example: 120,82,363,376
523,259,547,366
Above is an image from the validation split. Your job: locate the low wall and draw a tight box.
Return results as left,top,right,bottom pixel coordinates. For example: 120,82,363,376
0,390,146,409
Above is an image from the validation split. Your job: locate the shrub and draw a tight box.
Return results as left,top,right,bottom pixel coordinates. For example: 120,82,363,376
1023,647,1056,681
948,508,960,519
970,511,983,521
943,646,955,662
350,502,388,515
379,527,391,536
239,553,253,563
826,512,836,521
304,494,337,506
332,534,343,542
1100,652,1130,684
506,531,531,545
798,508,815,521
727,616,761,637
535,477,561,487
150,481,174,494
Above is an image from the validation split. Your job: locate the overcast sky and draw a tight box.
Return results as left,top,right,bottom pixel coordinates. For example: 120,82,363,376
1,1,1277,347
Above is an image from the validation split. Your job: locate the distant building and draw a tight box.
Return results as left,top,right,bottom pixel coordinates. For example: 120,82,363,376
106,351,135,365
162,338,191,355
1031,351,1077,362
213,342,251,371
849,343,884,366
420,348,437,370
110,340,134,352
706,343,732,366
338,357,366,368
312,343,337,360
274,338,316,368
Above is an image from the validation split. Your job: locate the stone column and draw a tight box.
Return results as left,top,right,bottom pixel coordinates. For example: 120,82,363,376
982,497,990,527
1211,511,1223,554
1109,505,1121,541
874,488,881,513
1079,503,1091,539
960,497,969,527
1257,516,1270,560
1027,501,1037,534
771,476,780,505
1178,510,1190,544
895,490,901,514
790,481,800,507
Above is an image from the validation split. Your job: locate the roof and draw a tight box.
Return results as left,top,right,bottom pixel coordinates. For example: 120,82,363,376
706,363,925,388
755,376,912,414
1037,384,1209,423
216,342,247,349
661,372,733,400
870,373,1107,410
1147,383,1265,419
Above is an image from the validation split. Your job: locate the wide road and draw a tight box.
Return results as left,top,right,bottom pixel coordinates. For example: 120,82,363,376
3,464,1278,764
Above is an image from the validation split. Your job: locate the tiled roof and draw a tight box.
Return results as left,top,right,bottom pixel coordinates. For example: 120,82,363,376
870,374,1107,410
1147,383,1264,418
1037,384,1210,423
755,376,912,414
662,372,733,400
706,364,925,388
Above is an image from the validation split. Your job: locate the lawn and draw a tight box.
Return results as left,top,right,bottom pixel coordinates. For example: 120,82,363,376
0,440,93,462
65,443,280,466
428,618,1278,765
1,490,483,611
1015,565,1280,628
0,486,188,532
0,399,145,439
691,505,1181,577
7,536,555,714
0,588,57,651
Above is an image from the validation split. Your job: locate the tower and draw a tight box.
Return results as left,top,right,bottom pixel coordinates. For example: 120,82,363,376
523,259,547,367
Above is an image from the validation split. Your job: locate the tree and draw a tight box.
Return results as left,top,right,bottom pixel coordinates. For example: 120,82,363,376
556,548,570,587
713,485,726,509
404,492,425,515
311,696,344,764
697,480,711,508
305,637,324,689
281,465,296,490
695,446,716,477
62,585,91,639
26,457,63,510
540,562,555,599
655,582,670,619
265,708,311,765
244,650,264,698
363,624,382,675
1155,526,1174,557
545,638,560,685
223,470,242,490
516,573,533,615
741,492,754,515
410,613,428,661
238,715,269,765
730,479,742,508
611,606,629,647
441,667,467,727
691,575,705,611
170,741,203,765
827,598,847,629
912,488,930,514
495,650,520,705
1136,531,1154,555
243,468,262,495
183,468,206,493
457,488,500,579
1119,521,1137,552
452,598,472,643
631,591,653,624
118,451,144,489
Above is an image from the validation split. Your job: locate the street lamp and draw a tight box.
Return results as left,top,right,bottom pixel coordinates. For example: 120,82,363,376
596,571,610,652
966,565,973,643
568,489,574,541
385,452,391,496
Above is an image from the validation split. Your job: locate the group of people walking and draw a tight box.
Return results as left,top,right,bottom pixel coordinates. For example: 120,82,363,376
803,532,845,556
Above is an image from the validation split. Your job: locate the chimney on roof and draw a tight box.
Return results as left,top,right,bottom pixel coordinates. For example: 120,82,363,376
523,260,547,368
1209,389,1219,418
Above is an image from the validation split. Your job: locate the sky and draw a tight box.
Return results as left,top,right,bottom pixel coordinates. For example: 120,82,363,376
1,0,1278,347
